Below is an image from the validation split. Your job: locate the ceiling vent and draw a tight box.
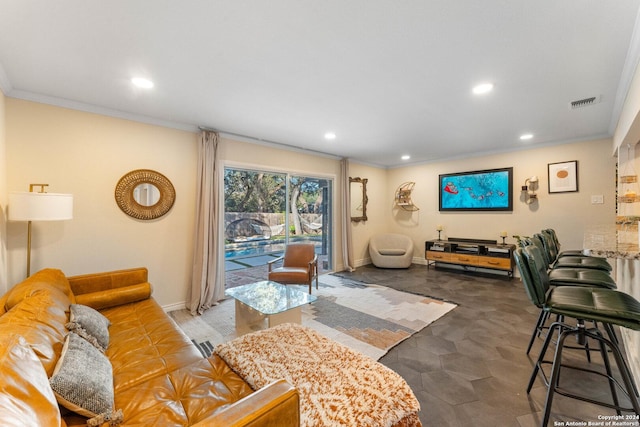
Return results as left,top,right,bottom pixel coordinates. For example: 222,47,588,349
569,96,600,110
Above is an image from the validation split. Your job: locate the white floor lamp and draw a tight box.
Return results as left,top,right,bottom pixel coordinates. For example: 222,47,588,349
8,184,73,277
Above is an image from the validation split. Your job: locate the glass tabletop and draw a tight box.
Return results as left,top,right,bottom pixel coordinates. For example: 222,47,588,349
225,281,317,315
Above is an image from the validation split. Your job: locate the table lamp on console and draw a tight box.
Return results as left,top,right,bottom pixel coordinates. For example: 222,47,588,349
500,231,508,245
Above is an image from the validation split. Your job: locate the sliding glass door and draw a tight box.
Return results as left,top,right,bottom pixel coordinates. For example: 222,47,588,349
224,167,332,273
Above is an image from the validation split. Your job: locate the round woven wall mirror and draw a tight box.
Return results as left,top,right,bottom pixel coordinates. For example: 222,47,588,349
115,169,176,220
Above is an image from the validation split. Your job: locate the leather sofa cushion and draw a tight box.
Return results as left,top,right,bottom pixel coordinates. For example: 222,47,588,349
5,268,75,311
75,282,152,311
101,298,202,392
69,268,149,296
112,356,254,425
0,288,69,376
0,334,62,426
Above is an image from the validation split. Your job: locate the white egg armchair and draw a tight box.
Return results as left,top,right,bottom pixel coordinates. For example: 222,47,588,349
369,233,414,268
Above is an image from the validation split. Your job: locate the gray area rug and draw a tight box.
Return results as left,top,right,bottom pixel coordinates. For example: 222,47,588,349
170,274,456,360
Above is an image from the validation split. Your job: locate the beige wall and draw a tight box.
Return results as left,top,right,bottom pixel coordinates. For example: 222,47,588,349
348,139,616,266
4,99,346,307
348,162,389,265
5,99,199,307
0,89,6,294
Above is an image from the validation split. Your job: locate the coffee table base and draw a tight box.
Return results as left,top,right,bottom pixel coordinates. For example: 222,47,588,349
235,299,302,334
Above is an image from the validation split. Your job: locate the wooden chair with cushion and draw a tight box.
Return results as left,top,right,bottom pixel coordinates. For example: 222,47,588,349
268,244,319,294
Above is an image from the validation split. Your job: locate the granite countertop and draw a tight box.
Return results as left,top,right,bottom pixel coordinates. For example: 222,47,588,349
583,225,640,259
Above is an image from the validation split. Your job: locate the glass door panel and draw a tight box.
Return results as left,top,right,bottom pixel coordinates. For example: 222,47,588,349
289,175,332,271
224,168,287,265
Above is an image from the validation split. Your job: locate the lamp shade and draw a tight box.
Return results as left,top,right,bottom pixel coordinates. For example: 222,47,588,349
8,192,73,221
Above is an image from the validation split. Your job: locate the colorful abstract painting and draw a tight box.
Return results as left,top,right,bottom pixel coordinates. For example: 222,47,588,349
439,167,513,211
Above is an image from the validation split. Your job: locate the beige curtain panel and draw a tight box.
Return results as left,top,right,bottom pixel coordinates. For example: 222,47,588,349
189,131,225,315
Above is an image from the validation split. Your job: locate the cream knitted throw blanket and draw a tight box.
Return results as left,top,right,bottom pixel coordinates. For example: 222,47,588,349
215,323,421,427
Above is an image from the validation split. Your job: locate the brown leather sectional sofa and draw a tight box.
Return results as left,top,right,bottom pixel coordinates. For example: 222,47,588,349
0,267,299,426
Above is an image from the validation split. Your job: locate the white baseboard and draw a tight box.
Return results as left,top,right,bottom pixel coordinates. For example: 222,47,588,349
162,301,187,313
413,257,428,265
355,257,426,267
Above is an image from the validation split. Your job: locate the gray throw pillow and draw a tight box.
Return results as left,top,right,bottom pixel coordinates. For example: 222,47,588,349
66,304,110,351
49,332,122,425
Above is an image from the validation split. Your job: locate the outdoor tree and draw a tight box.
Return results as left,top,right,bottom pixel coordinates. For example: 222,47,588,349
224,169,324,237
224,170,285,213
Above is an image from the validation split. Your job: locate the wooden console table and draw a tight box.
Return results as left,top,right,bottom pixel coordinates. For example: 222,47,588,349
425,238,516,277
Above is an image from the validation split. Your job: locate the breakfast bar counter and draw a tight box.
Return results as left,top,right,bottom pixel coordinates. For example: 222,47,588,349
583,225,640,383
584,225,640,261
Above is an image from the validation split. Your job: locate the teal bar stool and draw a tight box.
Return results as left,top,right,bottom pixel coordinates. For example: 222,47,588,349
516,246,640,426
527,235,615,287
514,248,590,356
543,228,590,258
518,237,616,356
533,231,612,272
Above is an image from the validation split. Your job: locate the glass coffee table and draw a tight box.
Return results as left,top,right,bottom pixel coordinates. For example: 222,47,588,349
225,281,317,334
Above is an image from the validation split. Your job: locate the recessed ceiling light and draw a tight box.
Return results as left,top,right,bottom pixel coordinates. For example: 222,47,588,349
132,77,154,89
324,132,336,140
401,155,411,160
472,83,494,95
520,133,534,140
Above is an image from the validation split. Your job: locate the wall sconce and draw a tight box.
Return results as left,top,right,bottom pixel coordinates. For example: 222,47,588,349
8,184,73,277
521,176,539,204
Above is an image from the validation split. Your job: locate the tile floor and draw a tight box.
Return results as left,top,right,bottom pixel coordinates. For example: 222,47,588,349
336,264,637,427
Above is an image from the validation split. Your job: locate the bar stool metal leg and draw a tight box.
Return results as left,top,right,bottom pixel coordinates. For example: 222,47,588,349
532,321,640,426
527,310,549,355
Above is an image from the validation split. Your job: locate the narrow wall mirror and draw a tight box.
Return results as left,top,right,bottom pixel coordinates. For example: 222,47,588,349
349,177,368,222
115,169,176,220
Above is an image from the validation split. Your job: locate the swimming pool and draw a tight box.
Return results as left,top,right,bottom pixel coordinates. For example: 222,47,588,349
225,236,321,260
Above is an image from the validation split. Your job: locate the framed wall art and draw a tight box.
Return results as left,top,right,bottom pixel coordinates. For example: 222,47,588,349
439,167,513,211
548,160,578,193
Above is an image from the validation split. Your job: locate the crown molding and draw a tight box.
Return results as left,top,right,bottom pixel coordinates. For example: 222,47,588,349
8,88,199,133
5,83,345,162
